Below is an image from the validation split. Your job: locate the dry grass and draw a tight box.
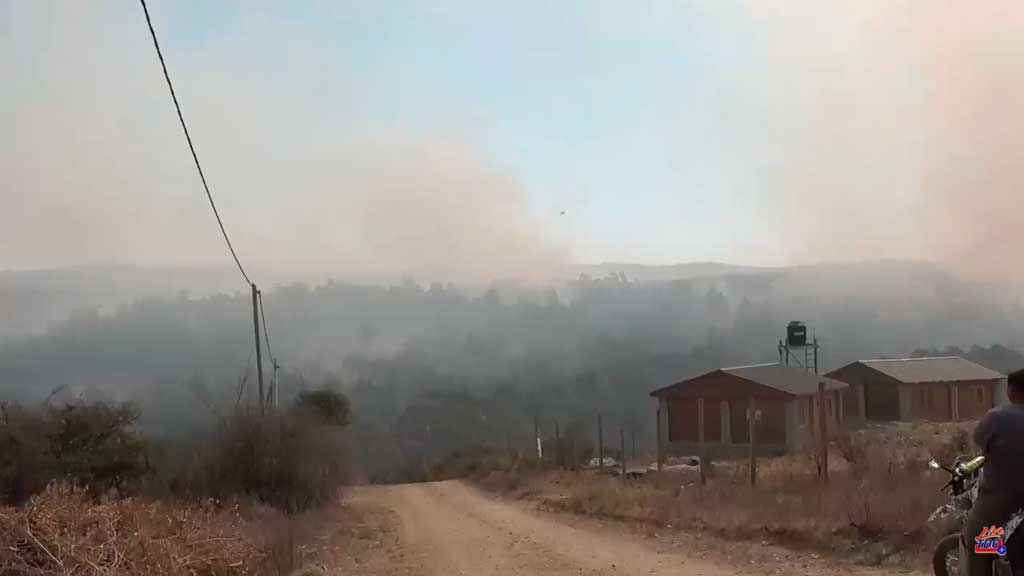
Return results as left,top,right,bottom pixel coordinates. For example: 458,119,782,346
0,484,316,576
477,422,975,567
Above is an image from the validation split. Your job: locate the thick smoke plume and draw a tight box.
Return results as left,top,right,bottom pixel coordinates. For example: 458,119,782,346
1,2,566,284
717,1,1024,279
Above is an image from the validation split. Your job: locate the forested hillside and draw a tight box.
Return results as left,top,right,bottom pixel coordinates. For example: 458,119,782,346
3,261,1023,476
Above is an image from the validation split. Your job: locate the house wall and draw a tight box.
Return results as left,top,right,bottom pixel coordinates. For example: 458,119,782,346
839,382,866,423
907,382,952,421
827,363,900,421
955,380,998,419
792,390,845,449
655,371,794,451
994,379,1010,407
892,380,996,422
827,363,1005,423
898,385,912,420
657,397,669,451
665,395,786,444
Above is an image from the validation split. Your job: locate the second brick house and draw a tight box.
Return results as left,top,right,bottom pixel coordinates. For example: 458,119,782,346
825,356,1007,423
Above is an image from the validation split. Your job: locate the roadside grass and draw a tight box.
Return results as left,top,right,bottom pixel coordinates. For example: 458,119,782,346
0,393,354,576
0,483,351,576
472,422,973,568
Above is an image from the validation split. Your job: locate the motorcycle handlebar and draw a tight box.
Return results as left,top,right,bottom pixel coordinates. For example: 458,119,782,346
955,455,986,477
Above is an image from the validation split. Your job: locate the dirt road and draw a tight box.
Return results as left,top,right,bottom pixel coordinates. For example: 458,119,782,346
347,480,925,576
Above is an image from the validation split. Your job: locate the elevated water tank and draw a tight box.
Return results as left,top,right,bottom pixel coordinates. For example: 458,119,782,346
787,321,807,347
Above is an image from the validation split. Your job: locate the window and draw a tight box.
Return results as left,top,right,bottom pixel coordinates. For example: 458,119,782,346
827,398,833,418
977,386,984,403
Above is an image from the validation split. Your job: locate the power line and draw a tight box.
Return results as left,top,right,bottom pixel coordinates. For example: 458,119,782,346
138,0,251,285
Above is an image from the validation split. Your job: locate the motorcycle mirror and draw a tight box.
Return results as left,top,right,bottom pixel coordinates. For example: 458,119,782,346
928,459,941,470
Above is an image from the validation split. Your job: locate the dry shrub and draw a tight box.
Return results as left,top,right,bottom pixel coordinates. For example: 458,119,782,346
0,402,150,506
521,422,969,567
168,409,350,513
429,447,511,481
0,484,265,576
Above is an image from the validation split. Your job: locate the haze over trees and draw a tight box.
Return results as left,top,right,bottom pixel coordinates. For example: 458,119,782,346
2,261,1024,477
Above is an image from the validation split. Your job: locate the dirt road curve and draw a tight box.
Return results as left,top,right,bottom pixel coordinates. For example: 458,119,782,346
350,480,924,576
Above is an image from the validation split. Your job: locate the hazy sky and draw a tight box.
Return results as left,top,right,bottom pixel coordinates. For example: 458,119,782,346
3,1,1023,282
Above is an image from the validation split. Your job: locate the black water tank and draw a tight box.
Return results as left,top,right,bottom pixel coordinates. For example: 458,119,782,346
787,321,807,347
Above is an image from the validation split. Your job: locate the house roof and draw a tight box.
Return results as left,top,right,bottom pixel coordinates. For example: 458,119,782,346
855,356,1005,384
651,362,847,398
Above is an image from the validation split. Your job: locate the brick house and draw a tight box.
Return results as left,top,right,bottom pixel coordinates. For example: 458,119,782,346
650,363,847,456
825,356,1007,423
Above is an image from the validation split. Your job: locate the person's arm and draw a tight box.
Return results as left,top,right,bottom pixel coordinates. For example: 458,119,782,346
973,409,998,455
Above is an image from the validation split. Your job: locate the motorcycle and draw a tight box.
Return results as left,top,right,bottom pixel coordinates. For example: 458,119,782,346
927,455,1024,576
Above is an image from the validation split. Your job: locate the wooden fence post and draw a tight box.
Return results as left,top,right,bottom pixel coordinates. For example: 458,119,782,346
554,420,561,467
656,407,663,472
698,397,707,486
620,426,626,479
818,381,829,483
748,396,757,488
534,415,541,463
570,435,577,471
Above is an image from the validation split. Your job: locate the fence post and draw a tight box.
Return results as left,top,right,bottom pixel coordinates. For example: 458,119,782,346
698,397,707,486
570,435,577,471
554,420,561,467
534,415,541,463
748,396,757,488
598,415,605,472
656,407,663,472
818,381,829,483
620,426,626,479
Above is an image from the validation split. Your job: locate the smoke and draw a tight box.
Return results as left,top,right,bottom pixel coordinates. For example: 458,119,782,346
693,1,1024,279
5,2,1023,282
0,2,567,284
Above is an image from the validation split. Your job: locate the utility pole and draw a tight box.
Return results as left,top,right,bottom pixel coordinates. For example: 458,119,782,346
251,283,264,415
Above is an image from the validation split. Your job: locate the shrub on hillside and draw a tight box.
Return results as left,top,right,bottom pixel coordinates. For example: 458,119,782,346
0,401,149,505
296,388,350,427
170,388,351,512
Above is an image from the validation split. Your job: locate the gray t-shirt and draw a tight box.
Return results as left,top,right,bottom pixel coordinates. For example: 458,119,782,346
974,403,1024,501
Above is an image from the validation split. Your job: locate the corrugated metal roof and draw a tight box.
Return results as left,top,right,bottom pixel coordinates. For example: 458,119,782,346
858,356,1005,384
723,363,847,396
651,363,846,397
